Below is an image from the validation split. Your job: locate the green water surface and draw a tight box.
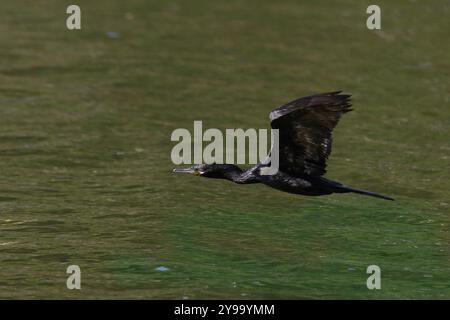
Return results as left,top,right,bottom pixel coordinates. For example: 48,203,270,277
0,0,449,299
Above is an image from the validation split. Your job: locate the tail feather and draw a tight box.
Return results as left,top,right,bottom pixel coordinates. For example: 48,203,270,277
335,185,394,201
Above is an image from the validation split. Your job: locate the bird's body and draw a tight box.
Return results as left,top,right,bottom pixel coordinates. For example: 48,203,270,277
257,171,335,196
174,91,394,201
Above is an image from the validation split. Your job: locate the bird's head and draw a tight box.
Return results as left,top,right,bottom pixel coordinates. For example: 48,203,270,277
173,163,241,179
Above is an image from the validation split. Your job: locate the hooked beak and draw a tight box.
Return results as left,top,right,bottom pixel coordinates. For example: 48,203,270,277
173,167,202,176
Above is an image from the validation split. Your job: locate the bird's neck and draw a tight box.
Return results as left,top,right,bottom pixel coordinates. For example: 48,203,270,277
211,165,259,184
219,165,244,181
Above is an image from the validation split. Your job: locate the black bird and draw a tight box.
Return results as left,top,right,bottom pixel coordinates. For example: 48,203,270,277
174,91,394,201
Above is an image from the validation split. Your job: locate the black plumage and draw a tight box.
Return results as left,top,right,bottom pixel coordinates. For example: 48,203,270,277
174,91,393,201
270,91,352,176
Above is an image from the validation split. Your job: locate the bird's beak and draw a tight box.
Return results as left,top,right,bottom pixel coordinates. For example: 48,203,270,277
173,167,201,176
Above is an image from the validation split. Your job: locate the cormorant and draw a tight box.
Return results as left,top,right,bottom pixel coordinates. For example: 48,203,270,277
173,91,394,201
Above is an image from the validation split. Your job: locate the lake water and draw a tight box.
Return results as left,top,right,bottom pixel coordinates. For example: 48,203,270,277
0,0,448,299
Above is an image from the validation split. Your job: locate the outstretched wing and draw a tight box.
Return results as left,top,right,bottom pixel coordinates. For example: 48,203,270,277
270,91,352,176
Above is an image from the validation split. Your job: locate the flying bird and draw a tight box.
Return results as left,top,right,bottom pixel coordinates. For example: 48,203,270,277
174,91,394,201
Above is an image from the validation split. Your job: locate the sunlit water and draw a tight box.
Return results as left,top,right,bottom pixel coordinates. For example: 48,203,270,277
0,1,449,299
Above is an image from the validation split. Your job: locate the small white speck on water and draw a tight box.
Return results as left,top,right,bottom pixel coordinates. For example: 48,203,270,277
155,266,169,272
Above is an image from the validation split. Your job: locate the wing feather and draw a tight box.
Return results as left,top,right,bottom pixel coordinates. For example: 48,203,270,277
270,91,352,176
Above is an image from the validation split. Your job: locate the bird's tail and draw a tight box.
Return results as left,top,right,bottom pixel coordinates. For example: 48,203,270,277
334,185,394,201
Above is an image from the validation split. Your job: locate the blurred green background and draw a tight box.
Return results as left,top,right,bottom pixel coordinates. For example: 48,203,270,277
0,0,449,299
